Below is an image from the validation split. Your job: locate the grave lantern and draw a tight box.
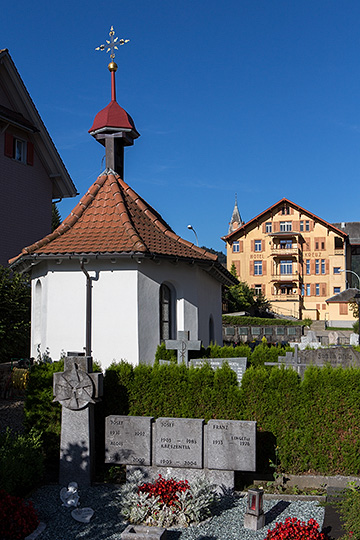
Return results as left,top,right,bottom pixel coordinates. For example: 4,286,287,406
244,488,265,530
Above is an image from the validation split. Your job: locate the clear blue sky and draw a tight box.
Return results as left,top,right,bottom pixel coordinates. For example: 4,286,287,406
3,1,360,253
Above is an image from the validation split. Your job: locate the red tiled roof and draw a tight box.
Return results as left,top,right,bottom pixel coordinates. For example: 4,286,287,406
222,197,348,241
10,171,217,264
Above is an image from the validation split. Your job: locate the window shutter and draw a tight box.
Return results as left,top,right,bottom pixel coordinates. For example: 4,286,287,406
321,283,326,296
325,260,329,274
262,260,267,275
262,223,266,233
250,261,254,276
234,261,240,276
310,260,315,274
240,241,243,252
273,222,279,233
262,284,265,294
251,240,255,252
311,284,316,296
27,141,34,166
292,221,299,231
4,132,13,158
339,303,348,315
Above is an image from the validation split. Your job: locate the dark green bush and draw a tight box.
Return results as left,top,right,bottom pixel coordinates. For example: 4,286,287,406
222,315,307,326
0,428,44,496
338,483,360,540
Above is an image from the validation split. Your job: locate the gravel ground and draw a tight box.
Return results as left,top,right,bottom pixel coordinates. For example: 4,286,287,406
28,485,325,540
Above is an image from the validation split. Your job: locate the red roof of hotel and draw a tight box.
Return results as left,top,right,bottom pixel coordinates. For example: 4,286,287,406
10,171,217,264
222,197,348,241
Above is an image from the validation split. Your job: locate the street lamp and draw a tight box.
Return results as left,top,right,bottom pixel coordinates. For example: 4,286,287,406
187,224,199,246
339,269,360,290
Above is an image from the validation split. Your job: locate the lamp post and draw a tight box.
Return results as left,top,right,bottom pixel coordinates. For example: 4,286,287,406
340,269,360,343
339,269,360,289
187,224,199,247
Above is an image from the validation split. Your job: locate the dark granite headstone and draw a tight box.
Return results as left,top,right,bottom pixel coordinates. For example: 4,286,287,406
105,416,153,466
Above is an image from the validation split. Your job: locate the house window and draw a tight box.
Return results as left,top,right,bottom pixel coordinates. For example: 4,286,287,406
305,220,310,231
306,260,310,274
15,139,27,162
339,303,348,315
315,259,320,274
280,260,292,275
160,283,175,341
334,287,341,294
315,241,319,250
333,267,341,274
300,221,304,232
254,261,262,275
266,222,272,233
321,241,325,250
254,285,262,295
280,221,292,232
255,240,262,252
232,241,239,253
306,284,311,296
315,283,320,296
281,206,290,215
321,259,325,274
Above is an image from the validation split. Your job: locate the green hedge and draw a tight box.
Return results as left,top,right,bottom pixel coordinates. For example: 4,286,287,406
24,357,360,477
222,315,310,326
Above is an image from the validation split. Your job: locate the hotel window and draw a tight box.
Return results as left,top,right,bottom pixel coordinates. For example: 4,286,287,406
254,261,262,275
305,220,310,231
280,239,292,249
300,221,304,232
232,241,239,253
321,259,325,274
306,284,311,296
321,241,325,250
334,237,343,249
265,222,272,233
280,221,292,232
254,240,262,252
333,267,341,274
315,259,320,274
316,283,320,296
334,287,341,294
254,285,262,296
280,260,292,275
306,260,310,274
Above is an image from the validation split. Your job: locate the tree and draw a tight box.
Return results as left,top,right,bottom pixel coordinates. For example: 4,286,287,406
224,264,271,317
0,266,31,362
52,203,61,232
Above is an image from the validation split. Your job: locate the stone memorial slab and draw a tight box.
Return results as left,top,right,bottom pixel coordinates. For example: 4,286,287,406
105,416,153,466
154,417,204,469
121,524,167,540
350,333,359,346
191,357,247,386
328,331,339,345
205,419,256,471
158,360,171,365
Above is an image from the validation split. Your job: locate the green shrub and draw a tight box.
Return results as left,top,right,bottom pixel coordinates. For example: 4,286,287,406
154,343,177,364
338,483,360,540
0,428,44,496
222,315,306,326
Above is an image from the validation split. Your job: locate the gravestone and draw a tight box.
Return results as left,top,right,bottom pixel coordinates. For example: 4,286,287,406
350,333,359,346
165,331,201,365
154,417,203,469
105,416,153,466
299,330,321,350
205,419,256,471
53,355,103,486
191,357,247,386
328,331,339,345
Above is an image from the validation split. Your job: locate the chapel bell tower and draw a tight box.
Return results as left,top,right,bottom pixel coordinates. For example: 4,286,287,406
88,26,140,178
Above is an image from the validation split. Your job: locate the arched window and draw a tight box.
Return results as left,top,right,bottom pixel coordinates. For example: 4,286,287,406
209,315,215,344
160,283,175,341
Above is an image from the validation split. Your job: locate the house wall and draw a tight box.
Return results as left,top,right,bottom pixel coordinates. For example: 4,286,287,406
30,257,223,369
0,124,52,266
226,202,354,324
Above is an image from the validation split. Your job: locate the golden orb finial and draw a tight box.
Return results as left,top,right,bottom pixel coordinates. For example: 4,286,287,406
108,61,118,72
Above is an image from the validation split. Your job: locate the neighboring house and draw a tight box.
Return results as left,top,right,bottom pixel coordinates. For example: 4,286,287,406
0,49,77,266
10,58,236,368
223,198,355,326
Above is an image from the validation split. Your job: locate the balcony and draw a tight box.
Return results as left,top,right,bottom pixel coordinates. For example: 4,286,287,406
270,273,301,282
270,293,300,300
270,246,299,257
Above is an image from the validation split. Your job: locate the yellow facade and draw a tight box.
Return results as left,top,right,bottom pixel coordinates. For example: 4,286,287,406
224,198,355,325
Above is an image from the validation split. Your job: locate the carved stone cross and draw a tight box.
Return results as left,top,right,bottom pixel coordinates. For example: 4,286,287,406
165,330,201,365
53,355,103,487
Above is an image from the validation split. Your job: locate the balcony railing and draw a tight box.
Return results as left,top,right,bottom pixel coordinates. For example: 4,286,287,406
270,273,301,282
270,246,299,256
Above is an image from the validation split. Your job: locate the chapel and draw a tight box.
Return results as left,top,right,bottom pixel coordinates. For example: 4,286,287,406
10,29,235,368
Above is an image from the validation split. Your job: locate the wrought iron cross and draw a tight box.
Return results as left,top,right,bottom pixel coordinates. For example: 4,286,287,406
95,26,129,60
